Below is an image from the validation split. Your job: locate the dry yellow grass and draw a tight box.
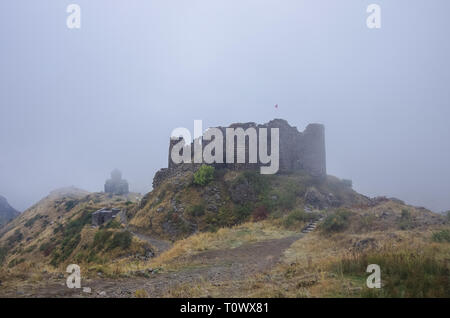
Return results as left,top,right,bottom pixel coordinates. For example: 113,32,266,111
134,289,149,298
147,221,298,270
243,227,450,297
156,225,450,298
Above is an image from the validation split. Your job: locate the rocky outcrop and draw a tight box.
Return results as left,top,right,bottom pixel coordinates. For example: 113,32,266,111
227,178,257,205
0,195,19,226
353,238,377,252
153,164,200,189
304,187,341,209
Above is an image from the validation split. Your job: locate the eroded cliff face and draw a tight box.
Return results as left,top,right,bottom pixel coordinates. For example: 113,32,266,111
153,119,326,189
0,195,19,226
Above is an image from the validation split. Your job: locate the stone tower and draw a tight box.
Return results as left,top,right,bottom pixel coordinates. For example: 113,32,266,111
301,123,326,177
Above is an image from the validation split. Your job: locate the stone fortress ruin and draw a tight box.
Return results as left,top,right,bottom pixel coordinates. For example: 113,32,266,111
153,119,326,188
104,169,129,195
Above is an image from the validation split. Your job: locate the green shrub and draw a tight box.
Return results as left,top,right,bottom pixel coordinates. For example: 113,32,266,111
193,165,215,186
86,251,102,263
236,171,270,195
93,230,132,252
49,252,60,267
53,223,63,234
188,204,205,217
50,234,81,266
210,204,253,229
276,189,296,210
64,200,78,212
283,210,304,227
7,229,23,246
399,209,413,230
321,209,352,233
64,209,93,238
271,180,303,211
283,209,318,228
109,231,132,250
42,219,50,228
39,241,54,256
432,229,450,243
24,214,41,228
102,219,121,229
93,230,113,250
231,204,253,225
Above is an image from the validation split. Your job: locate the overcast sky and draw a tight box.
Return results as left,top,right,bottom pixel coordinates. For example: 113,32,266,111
1,1,449,212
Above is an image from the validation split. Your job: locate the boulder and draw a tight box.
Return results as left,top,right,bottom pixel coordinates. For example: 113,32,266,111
304,187,327,209
353,238,377,252
228,178,257,204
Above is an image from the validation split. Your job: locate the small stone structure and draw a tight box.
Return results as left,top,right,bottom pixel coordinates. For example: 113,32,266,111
104,169,129,195
92,208,121,226
153,119,326,188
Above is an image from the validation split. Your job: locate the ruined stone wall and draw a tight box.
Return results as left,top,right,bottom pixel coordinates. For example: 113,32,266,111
92,208,121,226
153,119,326,188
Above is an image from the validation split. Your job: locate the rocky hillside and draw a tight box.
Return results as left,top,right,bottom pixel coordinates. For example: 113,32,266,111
0,195,20,227
128,168,372,240
0,168,368,276
0,169,448,298
129,167,447,240
0,187,148,273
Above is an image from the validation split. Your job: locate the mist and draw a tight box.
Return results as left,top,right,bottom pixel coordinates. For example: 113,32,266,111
0,1,449,212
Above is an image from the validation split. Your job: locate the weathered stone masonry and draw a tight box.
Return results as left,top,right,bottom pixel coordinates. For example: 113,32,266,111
91,208,121,226
105,169,129,195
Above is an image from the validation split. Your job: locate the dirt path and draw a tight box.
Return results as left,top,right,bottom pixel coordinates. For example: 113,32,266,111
128,230,172,254
120,210,172,254
0,234,304,298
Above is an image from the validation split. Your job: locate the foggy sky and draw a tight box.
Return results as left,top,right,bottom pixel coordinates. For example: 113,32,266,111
1,1,449,212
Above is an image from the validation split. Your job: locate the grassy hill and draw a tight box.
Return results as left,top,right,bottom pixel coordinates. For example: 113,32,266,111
0,169,448,298
0,187,148,278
